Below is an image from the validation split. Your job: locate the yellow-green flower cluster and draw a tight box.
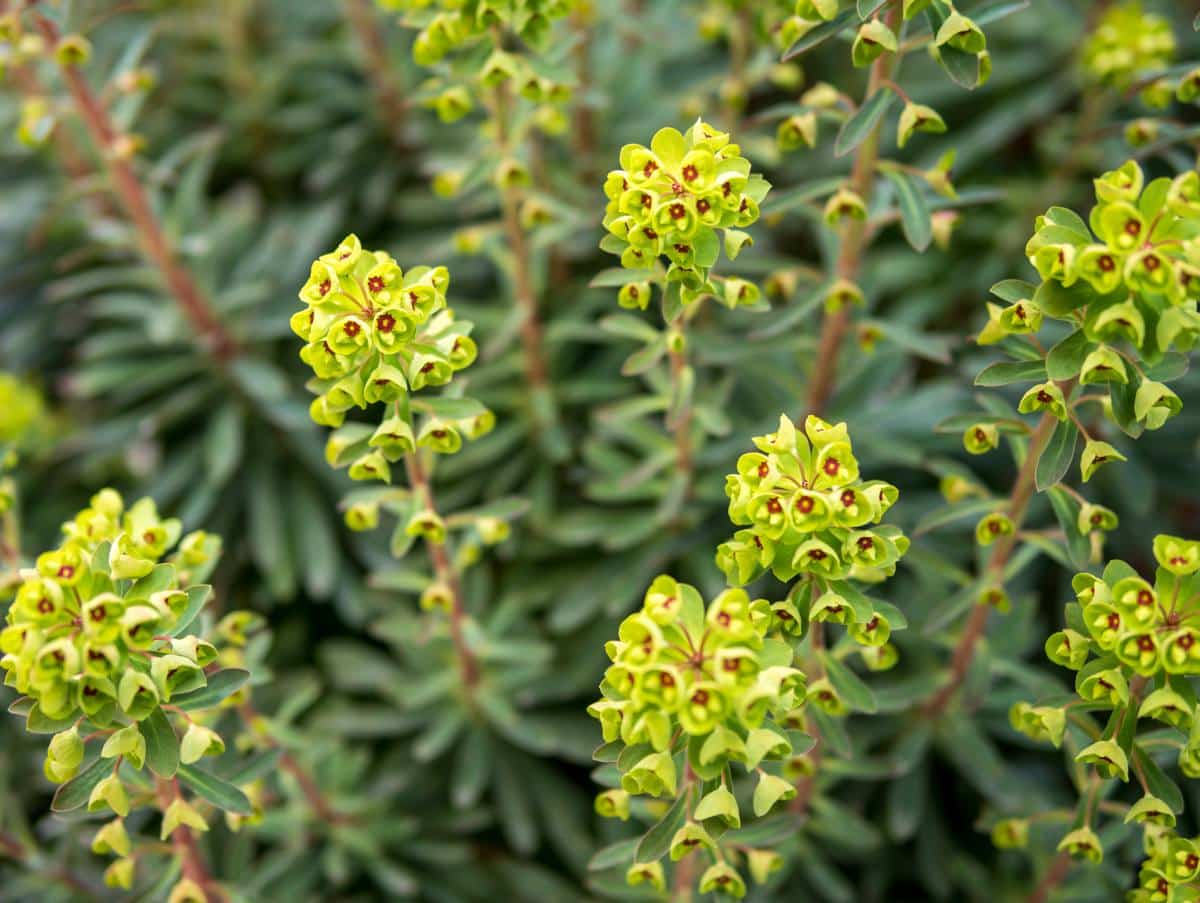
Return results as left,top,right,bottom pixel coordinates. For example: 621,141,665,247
1081,1,1175,88
379,0,572,62
1131,830,1200,903
717,414,906,588
294,236,492,486
1,490,219,727
601,120,770,306
1045,535,1200,682
589,576,805,898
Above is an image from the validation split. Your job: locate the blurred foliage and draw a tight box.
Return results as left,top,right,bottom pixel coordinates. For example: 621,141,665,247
1,0,1200,901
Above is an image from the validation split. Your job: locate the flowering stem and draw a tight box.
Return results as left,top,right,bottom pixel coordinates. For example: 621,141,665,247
791,618,825,816
343,0,411,149
924,410,1060,718
32,14,238,361
237,702,350,824
153,778,222,901
404,451,480,690
1027,851,1072,903
805,0,901,417
486,58,555,443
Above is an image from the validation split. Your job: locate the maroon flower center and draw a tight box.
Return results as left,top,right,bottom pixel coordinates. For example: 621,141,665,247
319,279,331,296
37,598,53,614
421,362,435,373
643,228,659,240
682,164,699,182
865,616,879,631
692,690,709,705
376,313,395,333
696,198,710,214
857,537,874,551
974,428,986,442
367,276,385,293
660,672,675,687
766,498,782,515
757,461,769,479
1138,636,1154,652
1125,219,1141,236
1037,390,1052,404
988,520,1001,535
840,490,856,507
669,203,686,220
1107,613,1120,630
723,658,740,672
796,496,814,514
1144,255,1160,271
673,244,690,254
90,605,106,622
343,320,361,338
1137,590,1153,607
809,549,826,561
1180,634,1195,650
57,565,75,579
716,612,731,627
643,161,657,178
1098,255,1115,272
823,458,840,476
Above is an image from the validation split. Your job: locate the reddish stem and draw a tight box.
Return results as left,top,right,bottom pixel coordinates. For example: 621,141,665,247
32,13,238,361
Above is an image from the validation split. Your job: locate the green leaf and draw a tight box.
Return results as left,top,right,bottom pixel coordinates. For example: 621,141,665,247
420,396,489,421
169,585,213,637
1046,329,1092,381
820,651,877,713
51,758,109,812
588,838,639,872
170,668,249,711
783,7,858,59
1034,279,1097,318
835,88,896,158
634,789,688,863
177,763,253,815
140,707,180,778
1035,418,1078,491
1133,745,1184,813
1047,488,1089,568
974,360,1046,387
990,279,1036,303
883,171,932,251
26,703,77,734
857,0,887,17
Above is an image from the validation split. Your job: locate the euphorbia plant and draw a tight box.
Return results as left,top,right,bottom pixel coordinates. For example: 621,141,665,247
1,489,256,901
589,414,908,897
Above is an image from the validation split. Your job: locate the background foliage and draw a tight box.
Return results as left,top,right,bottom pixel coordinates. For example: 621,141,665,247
2,0,1200,901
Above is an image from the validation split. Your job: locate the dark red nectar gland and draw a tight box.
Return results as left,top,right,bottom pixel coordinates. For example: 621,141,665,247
756,461,769,479
1107,613,1120,630
988,520,1001,535
1180,634,1195,650
795,496,814,514
696,198,711,214
343,320,361,338
691,689,709,705
1144,255,1160,271
376,313,396,333
432,430,447,439
1037,390,1052,404
809,549,827,561
840,490,856,507
1137,590,1153,607
319,279,331,296
716,612,731,627
857,537,874,551
643,228,659,241
673,244,690,255
823,457,840,476
1098,255,1115,272
37,598,54,614
1125,219,1141,237
974,428,987,443
643,160,657,178
367,276,385,293
421,362,436,374
682,164,698,182
1137,635,1154,652
766,498,783,515
90,605,106,622
57,565,74,579
722,657,740,672
669,203,686,220
659,672,675,687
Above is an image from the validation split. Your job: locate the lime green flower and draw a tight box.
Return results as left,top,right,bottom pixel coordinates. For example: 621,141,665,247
1081,2,1175,88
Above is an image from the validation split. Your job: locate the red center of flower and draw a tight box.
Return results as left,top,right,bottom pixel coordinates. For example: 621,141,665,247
432,430,446,439
692,690,709,705
752,535,763,550
644,228,659,240
716,612,731,627
674,244,690,254
1107,613,1120,630
1098,255,1115,272
1125,219,1141,236
1137,590,1153,607
627,286,640,299
90,605,106,622
1014,304,1026,320
823,458,840,476
809,549,826,561
723,658,740,672
682,165,698,182
1188,854,1199,870
37,598,53,614
766,498,782,515
643,161,657,178
367,276,384,294
1138,635,1154,652
796,496,814,514
57,565,74,579
857,537,874,551
319,279,331,296
988,520,1001,535
696,199,710,214
641,194,652,208
660,672,675,687
757,461,769,479
343,320,361,338
376,313,395,333
669,203,686,220
974,428,986,442
83,685,97,697
865,616,879,631
739,198,749,213
1180,634,1195,650
1144,255,1160,271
